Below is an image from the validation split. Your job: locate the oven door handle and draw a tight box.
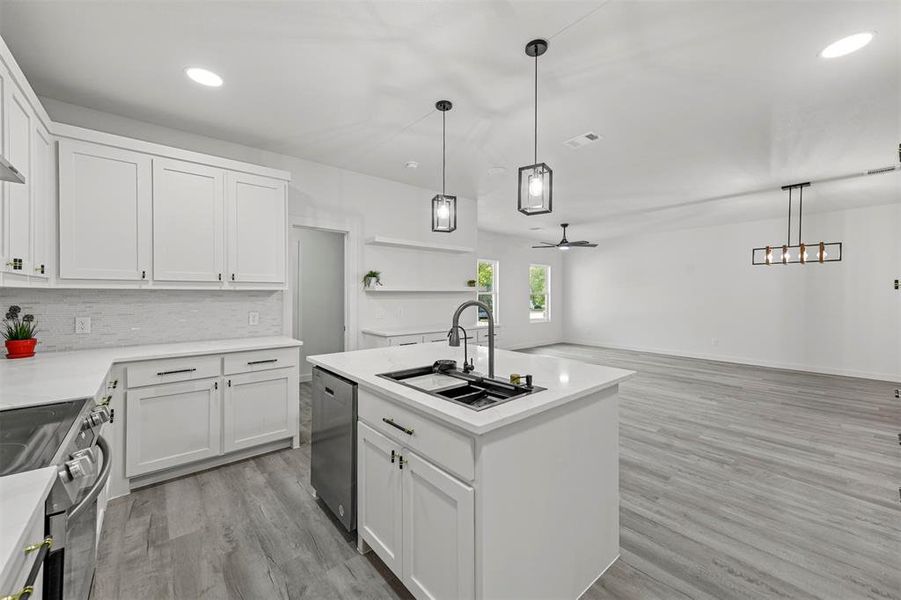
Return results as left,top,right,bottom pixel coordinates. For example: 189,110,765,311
68,435,111,522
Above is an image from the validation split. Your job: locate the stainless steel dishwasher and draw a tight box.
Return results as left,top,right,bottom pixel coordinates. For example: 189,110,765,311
311,366,357,531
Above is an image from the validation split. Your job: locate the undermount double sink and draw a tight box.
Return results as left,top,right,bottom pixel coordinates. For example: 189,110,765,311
377,364,544,411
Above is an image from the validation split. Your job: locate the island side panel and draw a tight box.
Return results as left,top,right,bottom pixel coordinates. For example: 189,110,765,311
475,385,620,599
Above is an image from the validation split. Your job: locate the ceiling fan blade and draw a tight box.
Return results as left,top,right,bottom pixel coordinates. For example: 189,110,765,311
531,244,558,249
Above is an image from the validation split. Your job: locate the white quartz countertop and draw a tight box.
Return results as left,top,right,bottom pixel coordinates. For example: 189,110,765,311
308,343,633,435
0,336,302,411
0,467,56,588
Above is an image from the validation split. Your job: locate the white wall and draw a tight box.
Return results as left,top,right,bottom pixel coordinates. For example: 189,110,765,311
563,202,901,381
477,230,564,350
40,98,478,350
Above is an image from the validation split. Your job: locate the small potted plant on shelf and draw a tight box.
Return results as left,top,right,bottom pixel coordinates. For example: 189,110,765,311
3,305,38,359
363,270,383,288
466,279,477,287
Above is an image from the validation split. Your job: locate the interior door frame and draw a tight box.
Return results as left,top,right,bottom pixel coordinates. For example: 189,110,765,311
284,211,360,365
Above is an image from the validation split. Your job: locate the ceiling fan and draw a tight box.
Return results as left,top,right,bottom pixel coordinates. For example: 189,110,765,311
532,223,597,250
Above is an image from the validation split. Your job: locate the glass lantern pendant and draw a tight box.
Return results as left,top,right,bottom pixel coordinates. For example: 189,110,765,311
431,100,457,232
518,39,552,216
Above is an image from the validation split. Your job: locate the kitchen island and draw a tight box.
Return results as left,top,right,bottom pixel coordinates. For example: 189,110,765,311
308,342,634,600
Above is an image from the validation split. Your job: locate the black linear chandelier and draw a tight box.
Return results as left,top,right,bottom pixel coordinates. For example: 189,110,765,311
518,39,552,216
751,182,842,266
431,100,457,233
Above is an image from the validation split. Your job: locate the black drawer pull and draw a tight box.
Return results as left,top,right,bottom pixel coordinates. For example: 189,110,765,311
324,386,334,396
156,368,197,376
382,418,414,436
247,359,278,365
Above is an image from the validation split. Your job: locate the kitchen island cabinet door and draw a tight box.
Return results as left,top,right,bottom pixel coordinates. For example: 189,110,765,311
125,379,221,476
358,422,404,575
222,368,298,452
402,450,475,600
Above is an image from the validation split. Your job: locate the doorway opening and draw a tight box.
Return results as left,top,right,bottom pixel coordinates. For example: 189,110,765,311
290,226,347,381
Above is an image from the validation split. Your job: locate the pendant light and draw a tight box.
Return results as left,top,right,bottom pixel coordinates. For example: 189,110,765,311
431,100,457,233
518,39,552,216
752,182,842,265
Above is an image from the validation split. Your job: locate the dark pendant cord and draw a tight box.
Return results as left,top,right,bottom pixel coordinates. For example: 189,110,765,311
442,109,446,196
787,187,792,246
533,50,538,165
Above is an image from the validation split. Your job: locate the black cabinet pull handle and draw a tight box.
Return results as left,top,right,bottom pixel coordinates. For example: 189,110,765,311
156,368,197,376
324,386,334,396
390,449,395,464
141,270,146,279
247,359,278,365
382,418,414,436
231,273,235,281
218,273,222,281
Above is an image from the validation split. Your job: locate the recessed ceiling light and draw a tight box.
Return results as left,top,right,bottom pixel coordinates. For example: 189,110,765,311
405,160,419,169
819,32,875,58
487,167,506,176
185,67,223,87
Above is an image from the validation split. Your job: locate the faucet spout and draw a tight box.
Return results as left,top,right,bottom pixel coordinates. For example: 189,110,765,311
448,300,495,379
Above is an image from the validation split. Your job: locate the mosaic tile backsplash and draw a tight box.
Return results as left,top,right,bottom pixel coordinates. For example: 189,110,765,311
0,289,283,352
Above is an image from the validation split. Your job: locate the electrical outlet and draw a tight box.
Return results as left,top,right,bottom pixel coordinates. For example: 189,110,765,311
248,311,260,326
75,317,91,334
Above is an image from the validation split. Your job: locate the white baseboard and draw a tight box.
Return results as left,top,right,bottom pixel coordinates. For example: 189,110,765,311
501,338,565,351
578,553,620,599
563,338,899,383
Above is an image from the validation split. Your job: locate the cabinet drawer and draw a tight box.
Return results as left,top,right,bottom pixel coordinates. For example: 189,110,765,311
387,334,422,346
126,355,221,388
223,347,299,375
358,388,474,481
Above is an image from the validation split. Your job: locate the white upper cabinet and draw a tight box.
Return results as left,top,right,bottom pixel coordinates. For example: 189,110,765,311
30,121,51,278
3,84,31,275
226,172,286,284
58,139,152,281
152,158,225,282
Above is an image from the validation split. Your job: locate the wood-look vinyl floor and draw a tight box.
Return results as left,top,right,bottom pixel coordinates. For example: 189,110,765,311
92,345,901,600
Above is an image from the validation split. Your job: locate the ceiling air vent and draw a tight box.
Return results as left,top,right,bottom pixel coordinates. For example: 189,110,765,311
563,131,602,149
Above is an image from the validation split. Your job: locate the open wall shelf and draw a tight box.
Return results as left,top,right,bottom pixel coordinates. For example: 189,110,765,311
363,287,476,294
365,236,474,254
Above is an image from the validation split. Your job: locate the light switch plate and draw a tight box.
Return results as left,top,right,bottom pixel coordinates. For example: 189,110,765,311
75,316,91,334
248,311,260,326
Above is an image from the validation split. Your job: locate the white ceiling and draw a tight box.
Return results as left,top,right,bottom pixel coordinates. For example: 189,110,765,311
1,0,898,242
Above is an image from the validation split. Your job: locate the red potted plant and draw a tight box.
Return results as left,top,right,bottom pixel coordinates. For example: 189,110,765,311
3,305,38,359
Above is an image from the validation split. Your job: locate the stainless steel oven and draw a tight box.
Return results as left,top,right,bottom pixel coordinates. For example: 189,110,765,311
0,398,111,600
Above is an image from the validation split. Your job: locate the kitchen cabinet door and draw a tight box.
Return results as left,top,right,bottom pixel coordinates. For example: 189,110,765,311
225,171,286,284
222,368,298,452
152,158,225,282
30,121,51,278
358,421,404,575
125,378,221,477
402,450,475,600
58,139,152,281
3,84,31,275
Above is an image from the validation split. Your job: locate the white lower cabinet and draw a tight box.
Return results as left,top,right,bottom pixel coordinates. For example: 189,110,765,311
358,421,475,600
223,368,298,452
125,378,221,476
358,421,404,574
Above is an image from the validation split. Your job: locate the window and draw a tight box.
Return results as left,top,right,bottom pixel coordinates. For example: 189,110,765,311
529,264,550,322
477,259,499,324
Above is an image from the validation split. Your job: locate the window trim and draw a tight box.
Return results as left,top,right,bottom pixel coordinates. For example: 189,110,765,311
529,263,551,323
477,258,500,325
